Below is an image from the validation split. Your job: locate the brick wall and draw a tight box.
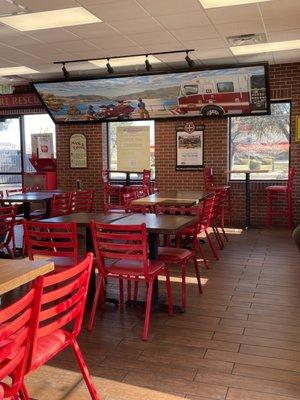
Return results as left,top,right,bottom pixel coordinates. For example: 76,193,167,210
56,62,300,227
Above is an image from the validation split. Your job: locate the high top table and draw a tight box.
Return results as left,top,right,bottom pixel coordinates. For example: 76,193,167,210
226,169,269,228
3,191,64,220
0,258,54,295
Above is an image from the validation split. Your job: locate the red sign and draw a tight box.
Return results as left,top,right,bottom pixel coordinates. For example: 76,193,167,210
0,93,42,109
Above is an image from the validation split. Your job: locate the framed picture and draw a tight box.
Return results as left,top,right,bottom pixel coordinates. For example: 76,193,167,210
296,115,300,142
176,122,204,170
70,133,87,168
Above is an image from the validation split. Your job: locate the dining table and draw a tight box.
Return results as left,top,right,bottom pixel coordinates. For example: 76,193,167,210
0,258,54,295
42,211,197,312
226,169,269,228
3,190,64,220
131,190,212,207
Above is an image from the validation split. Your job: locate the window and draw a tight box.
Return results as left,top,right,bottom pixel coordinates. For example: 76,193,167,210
108,120,155,180
217,82,234,93
0,113,56,192
229,101,290,180
183,85,198,96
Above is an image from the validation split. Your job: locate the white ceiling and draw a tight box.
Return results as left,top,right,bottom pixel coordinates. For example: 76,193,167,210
0,0,299,83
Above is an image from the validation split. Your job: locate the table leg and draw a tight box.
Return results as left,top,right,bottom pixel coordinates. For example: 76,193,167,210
23,202,31,220
126,172,130,187
45,199,51,218
245,172,251,228
148,233,159,308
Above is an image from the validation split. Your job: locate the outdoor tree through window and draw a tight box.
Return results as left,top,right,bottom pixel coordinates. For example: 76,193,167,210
229,101,290,180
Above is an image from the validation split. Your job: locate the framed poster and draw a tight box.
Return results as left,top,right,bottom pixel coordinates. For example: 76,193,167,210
296,115,300,142
70,133,87,168
176,122,204,170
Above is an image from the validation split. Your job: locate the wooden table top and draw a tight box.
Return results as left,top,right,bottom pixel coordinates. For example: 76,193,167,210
42,212,128,226
131,190,211,206
4,191,62,202
0,258,54,295
111,213,197,234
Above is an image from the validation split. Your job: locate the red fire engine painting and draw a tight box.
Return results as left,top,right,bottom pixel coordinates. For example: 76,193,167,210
176,123,204,170
34,64,269,123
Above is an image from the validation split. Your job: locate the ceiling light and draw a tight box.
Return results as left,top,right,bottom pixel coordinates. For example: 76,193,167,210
89,55,161,69
0,7,101,31
62,63,69,79
0,66,38,76
145,55,152,71
185,51,195,68
106,59,114,74
230,39,300,55
199,0,272,8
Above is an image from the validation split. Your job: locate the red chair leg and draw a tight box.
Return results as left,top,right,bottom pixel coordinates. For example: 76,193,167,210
195,238,209,269
18,384,29,400
205,228,219,260
193,254,202,294
212,224,224,249
164,269,173,315
70,338,100,400
88,275,104,332
143,279,154,341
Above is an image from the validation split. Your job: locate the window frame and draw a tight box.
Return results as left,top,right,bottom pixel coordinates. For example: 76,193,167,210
228,99,292,182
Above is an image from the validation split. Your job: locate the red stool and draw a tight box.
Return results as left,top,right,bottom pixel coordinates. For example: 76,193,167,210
266,167,295,229
203,167,231,226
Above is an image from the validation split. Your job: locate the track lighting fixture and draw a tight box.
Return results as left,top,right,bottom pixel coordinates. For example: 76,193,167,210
62,63,69,78
145,55,152,71
106,59,114,74
185,51,195,68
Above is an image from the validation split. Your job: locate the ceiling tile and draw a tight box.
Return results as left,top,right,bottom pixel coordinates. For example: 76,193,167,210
170,25,220,41
141,42,187,54
85,0,149,22
264,14,300,32
156,11,211,29
193,47,234,60
109,17,162,34
235,53,274,63
201,56,237,66
260,0,300,19
27,28,79,43
267,29,300,42
182,37,227,51
90,34,136,50
0,34,40,47
55,39,100,52
127,30,179,46
136,0,201,16
215,20,265,37
65,23,117,39
206,3,261,24
15,42,67,55
18,0,78,12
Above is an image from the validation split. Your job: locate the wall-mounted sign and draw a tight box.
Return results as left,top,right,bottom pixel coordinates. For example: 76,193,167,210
296,115,300,142
70,133,87,168
176,123,204,170
31,133,54,159
0,93,41,109
116,125,150,171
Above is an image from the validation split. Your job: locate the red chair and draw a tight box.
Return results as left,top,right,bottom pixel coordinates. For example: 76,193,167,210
23,220,78,270
69,189,95,213
50,192,71,217
203,167,231,225
88,222,173,341
0,281,42,399
155,205,202,310
0,205,16,258
176,195,216,269
102,169,124,213
266,167,296,229
127,169,151,196
23,253,99,400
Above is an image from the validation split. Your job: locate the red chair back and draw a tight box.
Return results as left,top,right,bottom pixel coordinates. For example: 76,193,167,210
287,167,296,191
50,192,71,217
23,220,78,263
200,194,216,229
0,283,42,397
90,221,151,277
0,206,16,251
203,167,215,190
27,253,93,370
69,190,95,213
214,188,227,219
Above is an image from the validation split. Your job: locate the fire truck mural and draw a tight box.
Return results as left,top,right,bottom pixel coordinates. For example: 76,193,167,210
33,64,269,123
